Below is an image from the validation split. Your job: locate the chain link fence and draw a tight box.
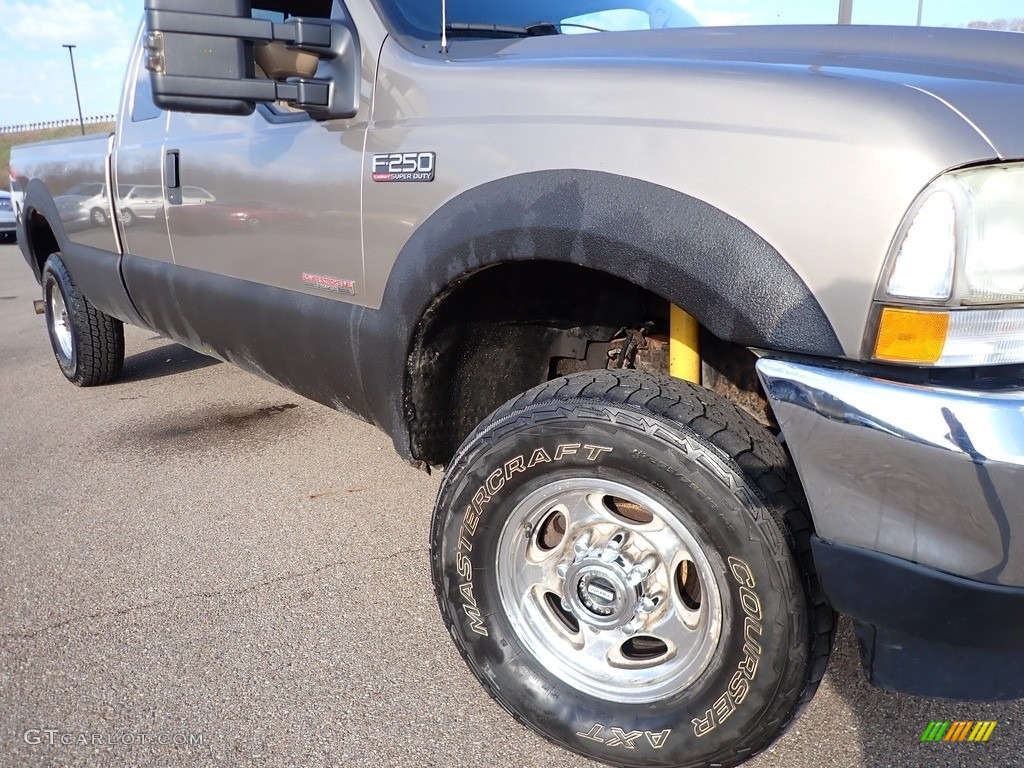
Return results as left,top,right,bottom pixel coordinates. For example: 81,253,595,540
0,115,116,135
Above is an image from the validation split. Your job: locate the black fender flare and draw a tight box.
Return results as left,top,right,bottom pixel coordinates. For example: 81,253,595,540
384,169,843,358
19,178,67,282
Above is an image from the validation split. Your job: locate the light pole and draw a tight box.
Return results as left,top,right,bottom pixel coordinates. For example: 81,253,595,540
917,0,924,25
62,44,86,136
838,0,853,24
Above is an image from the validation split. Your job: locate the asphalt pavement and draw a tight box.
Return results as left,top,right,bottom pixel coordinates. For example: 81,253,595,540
1,243,1022,768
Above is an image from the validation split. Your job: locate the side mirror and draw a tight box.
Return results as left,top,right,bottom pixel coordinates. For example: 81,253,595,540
144,0,360,120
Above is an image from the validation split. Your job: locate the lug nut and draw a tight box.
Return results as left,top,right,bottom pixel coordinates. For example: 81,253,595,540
573,533,592,558
627,565,650,587
600,535,624,563
621,618,642,636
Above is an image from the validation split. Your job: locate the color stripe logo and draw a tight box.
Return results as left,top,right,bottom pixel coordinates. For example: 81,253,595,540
921,721,997,742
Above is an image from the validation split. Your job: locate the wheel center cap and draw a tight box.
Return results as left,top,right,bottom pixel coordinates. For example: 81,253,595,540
578,574,618,617
563,560,638,630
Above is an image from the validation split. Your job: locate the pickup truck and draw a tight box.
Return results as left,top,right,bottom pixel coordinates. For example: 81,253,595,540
10,2,1024,766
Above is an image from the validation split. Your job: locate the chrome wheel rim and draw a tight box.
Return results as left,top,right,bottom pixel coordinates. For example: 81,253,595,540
49,285,73,362
496,477,725,704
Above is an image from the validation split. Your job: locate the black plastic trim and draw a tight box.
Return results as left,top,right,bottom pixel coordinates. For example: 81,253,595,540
813,537,1024,700
15,213,38,282
120,254,406,448
381,170,843,358
59,243,150,328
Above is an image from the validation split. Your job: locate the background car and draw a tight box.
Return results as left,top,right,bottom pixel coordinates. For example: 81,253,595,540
0,190,16,243
53,182,109,230
118,185,214,227
117,185,164,227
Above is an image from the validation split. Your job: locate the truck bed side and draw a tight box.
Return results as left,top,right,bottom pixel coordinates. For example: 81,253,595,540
13,133,145,327
11,133,119,260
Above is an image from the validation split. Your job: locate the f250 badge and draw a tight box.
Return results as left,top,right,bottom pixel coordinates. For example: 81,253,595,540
372,152,435,183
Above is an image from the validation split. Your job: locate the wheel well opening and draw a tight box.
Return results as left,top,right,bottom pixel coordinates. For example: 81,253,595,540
26,210,59,277
407,261,659,466
405,261,772,467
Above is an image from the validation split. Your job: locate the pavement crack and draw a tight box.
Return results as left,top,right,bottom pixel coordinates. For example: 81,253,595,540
1,547,424,644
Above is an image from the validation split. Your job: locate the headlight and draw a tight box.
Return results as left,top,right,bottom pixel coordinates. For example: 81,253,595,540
884,189,956,302
870,162,1024,367
960,166,1024,304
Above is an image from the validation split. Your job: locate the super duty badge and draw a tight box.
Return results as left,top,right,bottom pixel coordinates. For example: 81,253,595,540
372,152,435,183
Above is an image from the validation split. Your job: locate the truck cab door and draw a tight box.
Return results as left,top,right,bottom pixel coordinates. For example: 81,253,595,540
163,3,369,307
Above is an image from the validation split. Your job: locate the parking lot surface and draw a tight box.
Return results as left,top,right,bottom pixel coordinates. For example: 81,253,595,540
2,243,1022,768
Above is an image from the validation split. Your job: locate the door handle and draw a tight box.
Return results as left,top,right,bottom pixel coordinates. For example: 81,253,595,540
165,150,182,206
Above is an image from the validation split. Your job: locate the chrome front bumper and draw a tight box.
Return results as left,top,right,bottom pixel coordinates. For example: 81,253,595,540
757,357,1024,588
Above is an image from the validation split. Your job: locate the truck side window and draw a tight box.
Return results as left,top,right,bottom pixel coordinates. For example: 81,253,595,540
132,52,161,123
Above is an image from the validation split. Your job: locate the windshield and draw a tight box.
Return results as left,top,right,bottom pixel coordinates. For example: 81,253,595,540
376,0,1024,43
377,0,700,41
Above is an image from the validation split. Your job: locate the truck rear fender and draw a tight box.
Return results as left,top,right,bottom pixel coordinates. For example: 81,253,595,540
20,178,146,328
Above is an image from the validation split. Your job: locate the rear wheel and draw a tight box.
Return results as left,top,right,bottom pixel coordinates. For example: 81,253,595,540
431,370,832,768
90,207,107,226
42,253,124,386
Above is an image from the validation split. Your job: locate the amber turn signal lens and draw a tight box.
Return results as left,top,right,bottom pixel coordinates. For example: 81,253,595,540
874,308,950,364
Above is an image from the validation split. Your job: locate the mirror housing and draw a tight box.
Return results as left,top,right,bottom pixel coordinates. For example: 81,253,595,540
144,0,360,120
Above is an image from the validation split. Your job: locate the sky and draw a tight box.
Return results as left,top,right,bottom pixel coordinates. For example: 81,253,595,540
0,0,1022,128
0,0,137,128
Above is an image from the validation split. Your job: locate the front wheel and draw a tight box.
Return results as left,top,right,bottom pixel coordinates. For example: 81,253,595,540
431,370,832,768
42,254,125,386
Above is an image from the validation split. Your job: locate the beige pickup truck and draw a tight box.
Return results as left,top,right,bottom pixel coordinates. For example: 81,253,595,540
10,1,1024,766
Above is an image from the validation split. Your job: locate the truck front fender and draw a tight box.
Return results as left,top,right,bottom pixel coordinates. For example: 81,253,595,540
382,169,843,359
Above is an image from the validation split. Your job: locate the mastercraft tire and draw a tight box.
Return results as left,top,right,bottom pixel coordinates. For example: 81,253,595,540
431,370,832,768
42,253,125,386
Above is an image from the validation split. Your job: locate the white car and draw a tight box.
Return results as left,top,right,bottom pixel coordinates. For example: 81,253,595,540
53,182,110,229
0,190,16,243
118,185,215,227
117,184,164,227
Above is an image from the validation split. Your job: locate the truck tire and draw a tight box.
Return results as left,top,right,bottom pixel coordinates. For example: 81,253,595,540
42,253,125,387
431,370,832,768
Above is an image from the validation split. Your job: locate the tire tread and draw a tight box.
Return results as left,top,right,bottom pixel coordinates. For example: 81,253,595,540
43,254,124,387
